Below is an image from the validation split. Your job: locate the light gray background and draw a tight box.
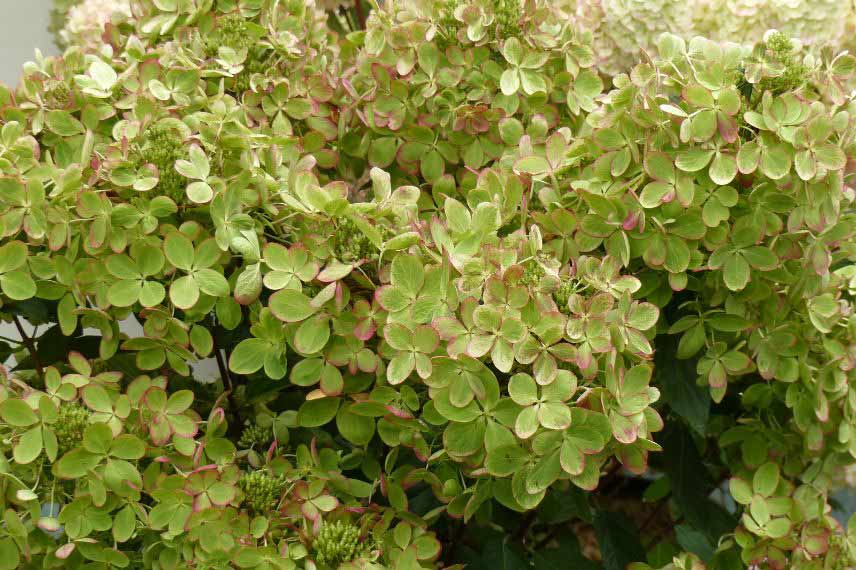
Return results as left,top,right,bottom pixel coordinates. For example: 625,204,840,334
0,1,59,87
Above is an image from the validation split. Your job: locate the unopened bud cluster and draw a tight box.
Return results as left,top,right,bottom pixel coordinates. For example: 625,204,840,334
43,81,71,110
757,32,809,96
519,255,548,287
493,0,521,39
138,123,186,203
312,520,366,567
206,13,256,57
553,279,575,312
331,217,378,263
55,403,91,454
238,422,273,450
238,470,286,512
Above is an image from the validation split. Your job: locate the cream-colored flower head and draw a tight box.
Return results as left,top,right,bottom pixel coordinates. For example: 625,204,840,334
569,0,695,76
61,0,132,50
567,0,856,75
692,0,853,47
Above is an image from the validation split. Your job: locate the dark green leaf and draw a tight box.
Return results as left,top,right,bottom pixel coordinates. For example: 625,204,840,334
655,335,710,435
593,510,645,570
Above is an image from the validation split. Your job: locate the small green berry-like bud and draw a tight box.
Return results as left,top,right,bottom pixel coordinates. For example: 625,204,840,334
755,32,808,95
764,31,794,56
553,279,574,312
54,403,91,454
330,217,378,263
43,81,71,109
231,52,270,94
238,422,273,449
238,470,286,512
493,0,521,39
137,123,186,203
313,520,367,567
519,254,548,287
206,13,255,57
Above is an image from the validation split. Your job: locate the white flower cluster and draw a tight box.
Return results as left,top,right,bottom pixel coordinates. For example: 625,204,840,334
570,0,694,76
692,0,853,46
61,0,132,49
567,0,856,76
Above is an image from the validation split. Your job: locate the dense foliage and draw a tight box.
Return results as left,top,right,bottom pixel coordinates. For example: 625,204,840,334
0,1,854,569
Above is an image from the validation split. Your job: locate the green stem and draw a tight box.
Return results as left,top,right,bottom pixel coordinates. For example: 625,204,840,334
211,323,242,431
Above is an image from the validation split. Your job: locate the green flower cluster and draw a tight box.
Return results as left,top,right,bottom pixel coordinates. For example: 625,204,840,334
436,0,522,44
519,256,546,287
692,0,853,47
0,353,437,569
238,470,286,512
54,403,90,454
330,217,378,263
231,52,271,94
572,0,694,75
313,521,366,567
493,0,521,39
137,122,186,203
757,31,810,95
42,80,71,110
205,13,256,57
552,278,575,311
571,0,856,77
237,422,273,449
437,0,461,42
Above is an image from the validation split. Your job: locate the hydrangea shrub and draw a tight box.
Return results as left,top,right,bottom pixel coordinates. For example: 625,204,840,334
0,1,854,569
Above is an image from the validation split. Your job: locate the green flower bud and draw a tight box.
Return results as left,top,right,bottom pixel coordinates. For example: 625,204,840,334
238,470,286,512
756,32,809,95
553,279,574,312
138,123,186,203
519,254,548,287
232,52,271,94
439,0,520,43
331,217,378,263
238,422,273,450
437,0,461,42
43,81,72,110
206,13,256,57
493,0,521,39
54,403,91,454
313,520,367,567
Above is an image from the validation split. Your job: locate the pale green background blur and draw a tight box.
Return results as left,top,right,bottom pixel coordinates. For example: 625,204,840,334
0,1,59,86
